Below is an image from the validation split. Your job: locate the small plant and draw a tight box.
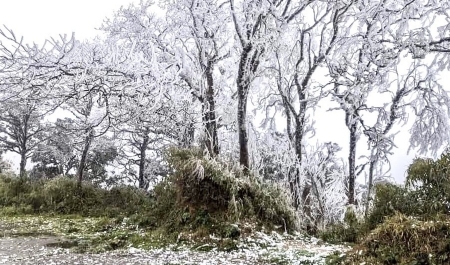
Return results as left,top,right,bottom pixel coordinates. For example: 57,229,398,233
320,206,361,244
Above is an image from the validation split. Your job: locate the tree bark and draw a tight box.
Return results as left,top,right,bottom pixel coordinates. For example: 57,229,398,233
138,133,149,190
77,129,93,187
19,113,30,179
204,62,219,157
181,97,196,148
348,120,357,205
237,89,249,174
236,43,263,174
19,151,27,179
236,44,253,174
364,158,376,216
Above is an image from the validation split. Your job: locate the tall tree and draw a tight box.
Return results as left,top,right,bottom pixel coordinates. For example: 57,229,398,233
0,27,74,178
261,0,354,208
328,0,450,205
0,97,47,177
102,0,231,157
229,0,345,173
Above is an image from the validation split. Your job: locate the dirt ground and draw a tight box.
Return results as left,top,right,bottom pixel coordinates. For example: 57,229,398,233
0,236,267,265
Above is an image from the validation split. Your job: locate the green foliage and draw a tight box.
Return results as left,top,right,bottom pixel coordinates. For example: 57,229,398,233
365,150,450,230
0,176,38,209
0,174,152,217
365,183,414,230
165,148,298,234
103,185,153,216
339,151,450,264
406,153,450,215
41,177,103,214
343,213,450,264
320,206,361,244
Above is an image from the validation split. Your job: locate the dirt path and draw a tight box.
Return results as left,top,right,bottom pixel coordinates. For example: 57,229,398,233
0,235,344,265
0,236,264,265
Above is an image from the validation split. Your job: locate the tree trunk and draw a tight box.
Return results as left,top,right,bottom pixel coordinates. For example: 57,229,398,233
19,151,27,179
288,168,300,209
348,120,357,205
204,62,219,157
19,113,30,179
77,129,93,187
236,44,254,174
237,90,249,174
285,109,300,209
290,125,304,210
181,96,196,148
290,73,308,212
138,133,149,190
364,158,376,216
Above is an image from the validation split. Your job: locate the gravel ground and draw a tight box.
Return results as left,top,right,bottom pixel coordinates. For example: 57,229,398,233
0,235,346,265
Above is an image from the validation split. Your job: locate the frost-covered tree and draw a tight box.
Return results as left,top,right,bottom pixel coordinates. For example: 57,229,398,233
0,27,74,178
326,0,450,205
53,40,126,185
102,0,232,157
260,0,354,208
31,118,78,179
0,98,47,178
113,90,185,189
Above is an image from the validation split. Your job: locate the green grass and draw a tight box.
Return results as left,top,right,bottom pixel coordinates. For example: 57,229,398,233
0,215,171,253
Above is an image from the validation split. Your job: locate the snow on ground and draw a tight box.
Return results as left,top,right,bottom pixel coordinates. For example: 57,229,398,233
0,231,348,265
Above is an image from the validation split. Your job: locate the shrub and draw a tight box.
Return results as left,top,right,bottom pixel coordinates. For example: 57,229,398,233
41,177,104,215
0,175,40,208
0,174,153,217
343,213,450,264
365,183,414,230
103,185,153,216
406,154,450,216
365,151,450,231
320,206,361,243
165,148,298,233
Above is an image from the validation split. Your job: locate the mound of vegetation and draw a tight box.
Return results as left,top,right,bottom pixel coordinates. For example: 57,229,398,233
327,151,450,264
0,148,298,250
339,213,450,264
0,175,152,217
150,148,298,240
364,155,449,229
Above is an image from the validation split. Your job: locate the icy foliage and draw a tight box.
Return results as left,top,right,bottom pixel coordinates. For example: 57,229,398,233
1,0,450,231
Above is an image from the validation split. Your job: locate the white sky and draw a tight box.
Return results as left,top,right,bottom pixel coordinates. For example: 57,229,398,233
0,0,418,183
0,0,139,43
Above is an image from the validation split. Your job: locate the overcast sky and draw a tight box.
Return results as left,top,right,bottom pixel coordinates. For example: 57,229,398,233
0,0,138,43
0,0,419,183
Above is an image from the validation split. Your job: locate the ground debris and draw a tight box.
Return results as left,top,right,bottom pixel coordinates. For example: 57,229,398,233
0,232,348,265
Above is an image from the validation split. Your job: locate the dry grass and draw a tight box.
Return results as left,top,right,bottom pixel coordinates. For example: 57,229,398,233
341,213,450,264
165,148,299,233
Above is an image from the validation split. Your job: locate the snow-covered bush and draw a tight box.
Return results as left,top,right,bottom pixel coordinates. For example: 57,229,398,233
163,147,299,234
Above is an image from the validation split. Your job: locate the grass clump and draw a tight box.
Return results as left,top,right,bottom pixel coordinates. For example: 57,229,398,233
151,148,298,241
341,213,450,264
320,206,362,244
